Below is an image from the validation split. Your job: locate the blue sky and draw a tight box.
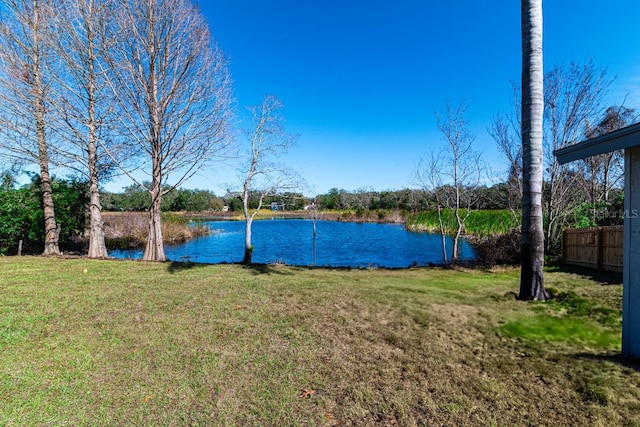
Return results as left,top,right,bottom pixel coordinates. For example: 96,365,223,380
108,1,640,196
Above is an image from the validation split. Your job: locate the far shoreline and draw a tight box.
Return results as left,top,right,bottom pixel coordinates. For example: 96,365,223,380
181,209,406,224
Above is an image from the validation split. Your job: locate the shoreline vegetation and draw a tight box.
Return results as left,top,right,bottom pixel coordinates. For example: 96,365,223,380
104,212,212,249
1,257,636,426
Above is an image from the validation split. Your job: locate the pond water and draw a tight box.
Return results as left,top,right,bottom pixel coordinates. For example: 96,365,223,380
110,219,476,268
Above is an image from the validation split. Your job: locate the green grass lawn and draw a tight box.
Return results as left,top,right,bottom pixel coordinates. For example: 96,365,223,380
1,257,638,426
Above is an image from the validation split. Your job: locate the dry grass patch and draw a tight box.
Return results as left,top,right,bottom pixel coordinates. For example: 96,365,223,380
103,211,210,248
0,258,638,426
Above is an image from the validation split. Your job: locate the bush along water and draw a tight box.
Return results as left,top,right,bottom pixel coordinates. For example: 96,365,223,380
103,211,211,249
406,209,522,266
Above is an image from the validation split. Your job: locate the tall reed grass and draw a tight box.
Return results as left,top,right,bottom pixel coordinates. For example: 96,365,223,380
406,209,520,237
103,211,210,249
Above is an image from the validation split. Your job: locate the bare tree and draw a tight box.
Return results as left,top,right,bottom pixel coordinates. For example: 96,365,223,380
489,88,523,220
581,106,636,204
46,0,118,258
493,60,615,254
308,199,322,238
415,102,482,263
416,152,450,263
0,160,23,190
0,0,61,255
308,198,322,266
240,95,298,265
519,0,546,300
542,60,611,252
104,0,232,261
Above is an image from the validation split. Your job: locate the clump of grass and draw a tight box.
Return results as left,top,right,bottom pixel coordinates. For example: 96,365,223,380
549,288,621,327
334,208,405,223
103,211,148,247
575,374,615,406
160,212,210,243
103,211,210,248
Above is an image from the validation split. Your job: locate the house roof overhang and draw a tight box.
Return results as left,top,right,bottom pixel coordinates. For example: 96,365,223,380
553,121,640,164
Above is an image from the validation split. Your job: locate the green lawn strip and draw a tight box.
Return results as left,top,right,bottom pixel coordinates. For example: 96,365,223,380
500,314,619,348
0,257,638,426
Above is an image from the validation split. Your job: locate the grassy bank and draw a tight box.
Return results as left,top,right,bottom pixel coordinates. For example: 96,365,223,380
1,257,637,426
406,209,520,237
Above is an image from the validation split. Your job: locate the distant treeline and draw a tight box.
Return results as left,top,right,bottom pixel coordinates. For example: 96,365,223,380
99,183,521,212
0,174,625,256
314,186,516,212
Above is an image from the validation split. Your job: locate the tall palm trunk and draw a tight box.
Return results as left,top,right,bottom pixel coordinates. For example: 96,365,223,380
519,0,547,300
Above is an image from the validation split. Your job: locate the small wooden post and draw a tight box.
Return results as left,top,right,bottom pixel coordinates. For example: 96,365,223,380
17,240,23,256
562,229,567,265
595,227,601,270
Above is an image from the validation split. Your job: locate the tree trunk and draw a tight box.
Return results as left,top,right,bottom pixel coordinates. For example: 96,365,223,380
36,80,60,256
87,171,108,258
436,204,448,264
242,216,253,264
603,155,612,202
143,39,165,262
519,0,547,300
452,228,461,262
85,15,108,259
32,0,60,256
39,162,60,256
520,243,546,299
86,89,108,257
312,236,317,266
452,207,463,262
143,182,165,261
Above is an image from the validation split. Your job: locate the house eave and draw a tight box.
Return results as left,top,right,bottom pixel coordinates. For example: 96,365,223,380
554,121,640,164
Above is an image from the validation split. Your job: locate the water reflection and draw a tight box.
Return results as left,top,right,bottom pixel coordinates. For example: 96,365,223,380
110,219,475,268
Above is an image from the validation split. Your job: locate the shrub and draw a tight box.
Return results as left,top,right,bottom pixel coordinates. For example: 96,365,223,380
103,212,210,248
0,176,89,255
468,228,521,267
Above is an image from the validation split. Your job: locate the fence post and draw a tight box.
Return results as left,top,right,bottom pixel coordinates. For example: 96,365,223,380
562,229,567,264
18,239,23,256
594,227,602,268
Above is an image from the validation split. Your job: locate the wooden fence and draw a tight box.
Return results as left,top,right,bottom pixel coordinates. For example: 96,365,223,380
562,226,623,272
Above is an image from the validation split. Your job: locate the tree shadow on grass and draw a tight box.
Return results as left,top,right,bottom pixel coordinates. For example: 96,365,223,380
166,260,211,274
573,352,640,373
550,263,622,285
240,263,295,276
165,259,297,276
